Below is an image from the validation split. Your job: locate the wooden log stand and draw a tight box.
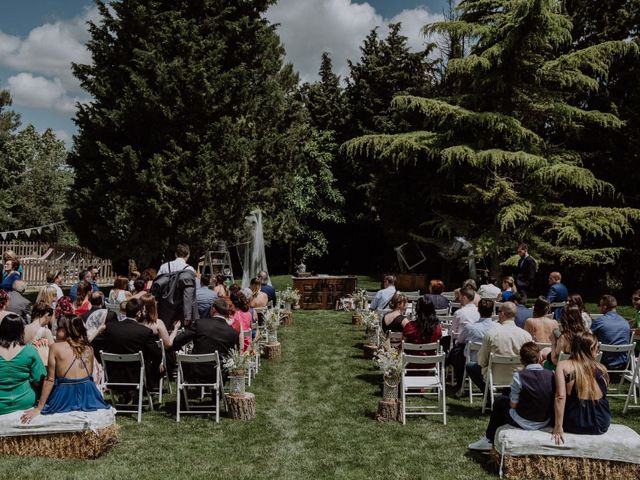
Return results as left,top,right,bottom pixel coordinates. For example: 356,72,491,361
263,342,281,360
225,392,256,421
352,313,364,325
281,310,293,326
363,343,377,360
376,399,400,422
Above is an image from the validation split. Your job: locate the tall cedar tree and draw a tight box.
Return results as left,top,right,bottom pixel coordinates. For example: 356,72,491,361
68,0,341,266
344,0,640,275
0,90,21,229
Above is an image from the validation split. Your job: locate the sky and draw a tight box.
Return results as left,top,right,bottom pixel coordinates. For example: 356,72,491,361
0,1,449,147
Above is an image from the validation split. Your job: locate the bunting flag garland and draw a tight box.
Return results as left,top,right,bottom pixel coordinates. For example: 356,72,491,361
0,221,65,241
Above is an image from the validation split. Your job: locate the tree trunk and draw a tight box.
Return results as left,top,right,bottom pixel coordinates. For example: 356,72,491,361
225,392,256,420
352,313,364,325
376,399,400,422
363,344,377,360
281,311,293,326
263,342,281,359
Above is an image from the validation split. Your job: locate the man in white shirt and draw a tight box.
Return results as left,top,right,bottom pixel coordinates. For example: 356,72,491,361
158,244,196,275
369,275,396,311
452,288,480,333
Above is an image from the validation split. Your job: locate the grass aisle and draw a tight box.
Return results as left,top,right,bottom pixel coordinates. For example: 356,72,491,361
1,311,639,479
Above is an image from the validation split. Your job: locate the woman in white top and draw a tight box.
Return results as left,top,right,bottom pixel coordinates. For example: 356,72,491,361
108,276,132,304
36,285,58,310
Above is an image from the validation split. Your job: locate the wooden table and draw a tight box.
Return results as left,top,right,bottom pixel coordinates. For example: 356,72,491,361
293,275,357,310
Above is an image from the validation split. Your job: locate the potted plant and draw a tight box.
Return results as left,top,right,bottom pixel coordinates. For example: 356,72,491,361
264,307,281,343
223,347,250,395
374,340,403,401
278,287,301,311
363,310,380,346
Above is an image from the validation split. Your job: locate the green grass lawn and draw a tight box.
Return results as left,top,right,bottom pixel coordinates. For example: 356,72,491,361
2,309,639,479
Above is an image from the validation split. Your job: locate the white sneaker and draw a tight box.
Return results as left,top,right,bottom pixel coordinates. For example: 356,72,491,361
468,436,493,451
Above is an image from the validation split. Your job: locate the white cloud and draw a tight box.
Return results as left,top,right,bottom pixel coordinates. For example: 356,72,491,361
53,129,72,146
266,0,443,82
7,73,84,113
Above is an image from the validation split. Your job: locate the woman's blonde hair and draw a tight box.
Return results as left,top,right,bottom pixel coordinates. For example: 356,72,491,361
502,275,517,292
568,331,609,401
138,293,158,324
389,293,408,310
36,285,58,306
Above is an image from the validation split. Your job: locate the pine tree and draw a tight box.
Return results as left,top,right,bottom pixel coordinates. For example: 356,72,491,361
344,0,640,273
0,90,21,230
68,0,341,265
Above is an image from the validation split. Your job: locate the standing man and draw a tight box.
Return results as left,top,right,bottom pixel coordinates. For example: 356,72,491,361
546,272,568,319
154,243,198,328
516,244,536,295
258,270,276,306
369,275,396,311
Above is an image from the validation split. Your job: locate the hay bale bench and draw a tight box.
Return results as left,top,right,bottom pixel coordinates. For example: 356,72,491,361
493,424,640,479
0,408,119,459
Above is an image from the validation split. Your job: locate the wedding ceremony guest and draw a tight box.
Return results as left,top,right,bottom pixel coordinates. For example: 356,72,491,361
258,270,276,306
552,331,611,445
155,244,198,328
140,268,157,291
138,293,178,349
498,276,517,302
369,275,396,311
2,250,22,276
108,275,132,304
515,243,536,295
0,290,12,323
467,302,532,394
458,298,496,367
381,293,410,333
158,243,195,275
404,297,441,343
196,274,217,318
73,281,92,316
171,298,239,382
230,291,252,351
0,258,21,291
20,315,110,423
36,285,59,309
94,297,162,389
456,279,481,305
0,313,46,415
469,342,554,451
131,278,147,299
24,302,55,345
7,280,31,322
566,293,593,330
55,296,75,323
546,271,568,319
512,292,532,329
452,288,479,335
250,277,269,308
591,294,631,370
423,279,450,310
46,270,64,299
549,305,587,368
477,278,501,300
69,269,98,302
213,274,229,298
524,297,558,344
80,292,118,332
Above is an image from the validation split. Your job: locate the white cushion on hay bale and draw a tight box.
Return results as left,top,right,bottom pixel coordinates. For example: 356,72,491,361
494,424,640,479
0,408,118,459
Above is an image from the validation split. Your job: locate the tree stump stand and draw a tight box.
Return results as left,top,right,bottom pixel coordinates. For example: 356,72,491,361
352,313,364,325
281,311,293,326
363,343,377,360
225,392,256,420
263,342,281,360
376,399,401,422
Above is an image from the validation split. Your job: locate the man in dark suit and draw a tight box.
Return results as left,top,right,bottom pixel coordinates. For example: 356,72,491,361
93,297,162,390
171,297,239,383
546,271,569,320
516,243,536,295
7,280,31,323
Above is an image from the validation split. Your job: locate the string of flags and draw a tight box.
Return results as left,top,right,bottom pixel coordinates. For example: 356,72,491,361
0,221,66,241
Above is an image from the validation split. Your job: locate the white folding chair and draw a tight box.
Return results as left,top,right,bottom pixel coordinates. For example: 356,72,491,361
101,351,153,423
449,302,461,312
623,355,640,413
598,343,636,397
365,291,377,309
149,340,172,404
461,342,483,403
558,351,602,362
435,308,449,316
482,354,521,413
388,331,403,349
442,291,456,302
176,351,223,423
402,291,421,302
493,302,503,315
400,341,446,424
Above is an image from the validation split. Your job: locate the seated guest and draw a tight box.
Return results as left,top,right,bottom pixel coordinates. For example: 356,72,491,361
370,275,397,311
524,296,558,344
549,305,587,368
552,331,611,445
591,295,631,370
20,316,110,422
452,288,479,335
213,274,229,298
171,298,239,382
80,292,118,332
423,279,450,310
512,292,532,329
46,270,64,300
7,280,32,323
381,293,410,334
258,270,277,306
69,269,98,302
403,297,442,344
477,278,501,299
249,277,269,308
566,293,592,330
140,268,157,292
467,302,532,394
547,271,568,319
36,285,58,310
108,275,132,305
94,298,162,390
55,296,75,325
469,342,555,451
497,276,517,302
24,302,55,345
137,293,179,349
196,274,218,318
455,279,481,306
0,289,11,323
0,313,46,415
73,281,92,316
131,278,147,299
0,259,21,292
230,291,252,351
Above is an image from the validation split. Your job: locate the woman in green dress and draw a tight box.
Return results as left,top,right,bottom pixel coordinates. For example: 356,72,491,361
0,313,46,415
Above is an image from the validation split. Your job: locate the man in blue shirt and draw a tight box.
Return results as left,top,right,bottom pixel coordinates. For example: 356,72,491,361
369,275,396,311
70,269,99,302
513,292,533,329
546,271,568,319
196,275,218,319
258,270,276,306
591,294,631,369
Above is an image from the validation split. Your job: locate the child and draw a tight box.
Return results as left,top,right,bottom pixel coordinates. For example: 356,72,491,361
468,342,555,451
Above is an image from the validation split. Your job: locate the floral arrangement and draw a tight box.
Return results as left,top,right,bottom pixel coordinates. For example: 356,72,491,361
223,347,250,375
279,287,301,306
264,307,282,330
362,310,379,329
351,288,368,311
374,339,403,377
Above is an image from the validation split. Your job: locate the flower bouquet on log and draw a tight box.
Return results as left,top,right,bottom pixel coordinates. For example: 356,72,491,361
224,347,250,395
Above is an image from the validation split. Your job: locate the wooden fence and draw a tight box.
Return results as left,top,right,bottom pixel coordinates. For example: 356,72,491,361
1,242,115,289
